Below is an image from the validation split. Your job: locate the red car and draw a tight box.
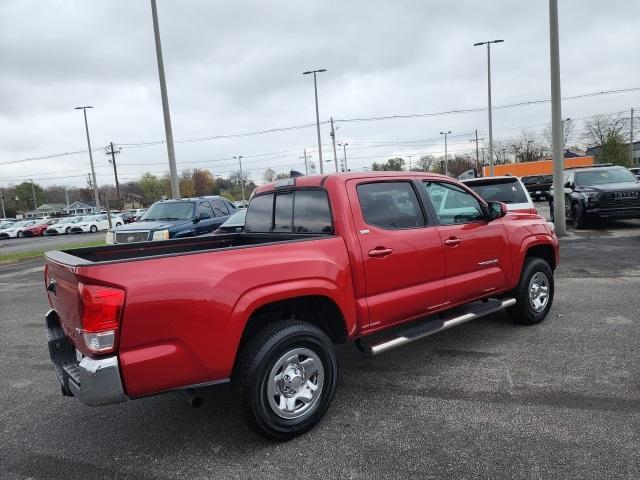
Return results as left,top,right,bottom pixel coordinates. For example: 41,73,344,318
22,218,59,237
44,172,558,440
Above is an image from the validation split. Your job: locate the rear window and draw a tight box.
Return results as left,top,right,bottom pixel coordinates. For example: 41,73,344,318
245,190,332,234
466,180,529,204
521,176,542,185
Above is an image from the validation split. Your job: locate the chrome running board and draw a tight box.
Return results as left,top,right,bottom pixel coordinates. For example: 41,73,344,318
361,297,516,355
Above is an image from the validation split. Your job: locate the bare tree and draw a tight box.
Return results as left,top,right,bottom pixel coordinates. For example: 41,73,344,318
262,168,276,183
511,129,548,162
543,118,575,150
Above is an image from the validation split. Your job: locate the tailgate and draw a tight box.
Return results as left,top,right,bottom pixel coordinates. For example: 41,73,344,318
45,258,84,352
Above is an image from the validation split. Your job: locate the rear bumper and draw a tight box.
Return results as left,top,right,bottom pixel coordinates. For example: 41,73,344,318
46,309,127,407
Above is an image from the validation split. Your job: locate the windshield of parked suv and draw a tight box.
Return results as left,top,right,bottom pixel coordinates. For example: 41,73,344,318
575,168,638,185
466,179,529,204
141,201,194,221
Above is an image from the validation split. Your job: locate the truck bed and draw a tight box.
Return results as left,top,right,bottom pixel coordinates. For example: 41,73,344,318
45,232,331,266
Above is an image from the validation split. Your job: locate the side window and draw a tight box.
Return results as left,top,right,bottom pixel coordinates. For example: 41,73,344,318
273,193,293,232
357,182,425,230
212,200,229,217
198,201,214,219
245,194,273,232
423,181,485,225
293,190,332,233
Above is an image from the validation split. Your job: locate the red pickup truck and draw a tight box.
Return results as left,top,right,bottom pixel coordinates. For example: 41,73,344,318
44,172,559,440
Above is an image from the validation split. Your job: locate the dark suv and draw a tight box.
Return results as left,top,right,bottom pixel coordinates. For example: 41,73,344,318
109,196,236,244
549,165,640,228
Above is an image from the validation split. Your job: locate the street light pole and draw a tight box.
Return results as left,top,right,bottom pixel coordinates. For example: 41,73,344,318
75,106,101,212
338,143,348,172
474,39,504,177
151,0,179,199
549,0,566,235
234,156,246,204
440,131,451,176
303,69,327,174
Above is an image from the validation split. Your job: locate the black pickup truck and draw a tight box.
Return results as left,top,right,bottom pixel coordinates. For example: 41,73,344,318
521,175,553,200
549,165,640,228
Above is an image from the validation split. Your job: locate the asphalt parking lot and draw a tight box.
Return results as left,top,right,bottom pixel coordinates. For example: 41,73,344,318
1,215,639,479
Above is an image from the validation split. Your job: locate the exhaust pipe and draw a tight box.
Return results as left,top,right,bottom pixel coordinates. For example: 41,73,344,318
183,389,204,408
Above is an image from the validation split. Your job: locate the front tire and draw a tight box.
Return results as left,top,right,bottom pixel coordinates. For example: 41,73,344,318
234,320,338,441
90,225,98,233
65,227,71,234
507,257,554,325
572,203,587,229
17,231,23,238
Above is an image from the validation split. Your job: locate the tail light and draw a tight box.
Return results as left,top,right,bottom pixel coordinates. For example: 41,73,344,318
79,283,125,354
530,207,538,214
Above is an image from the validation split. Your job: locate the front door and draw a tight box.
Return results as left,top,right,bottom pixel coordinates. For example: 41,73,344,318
421,180,512,305
347,179,447,330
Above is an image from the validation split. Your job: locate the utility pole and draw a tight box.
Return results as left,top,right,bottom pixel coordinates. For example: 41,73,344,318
299,150,311,175
75,106,101,212
64,187,69,209
234,156,246,204
469,130,481,174
407,155,413,172
474,39,504,177
631,108,635,166
303,69,327,174
330,117,339,173
151,0,179,199
103,187,113,229
440,131,451,176
338,143,349,172
549,0,566,235
106,142,122,210
1,189,6,218
29,179,37,210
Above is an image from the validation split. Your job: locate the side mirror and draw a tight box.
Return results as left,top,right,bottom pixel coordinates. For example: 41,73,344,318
487,201,507,220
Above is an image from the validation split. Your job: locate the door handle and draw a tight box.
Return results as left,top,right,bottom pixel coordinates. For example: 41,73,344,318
444,237,462,246
368,247,393,258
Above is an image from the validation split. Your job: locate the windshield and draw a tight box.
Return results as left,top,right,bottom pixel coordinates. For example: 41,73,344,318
141,202,194,221
221,209,247,227
11,221,32,228
466,180,529,204
0,222,14,229
575,168,638,185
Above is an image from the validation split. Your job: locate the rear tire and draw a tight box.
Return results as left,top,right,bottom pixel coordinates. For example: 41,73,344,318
90,225,97,233
234,320,338,441
507,257,554,325
17,231,23,238
65,227,71,234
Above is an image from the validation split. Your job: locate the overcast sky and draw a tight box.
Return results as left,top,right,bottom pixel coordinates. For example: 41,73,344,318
1,0,639,188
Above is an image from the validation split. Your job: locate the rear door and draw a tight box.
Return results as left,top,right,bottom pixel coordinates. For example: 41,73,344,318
347,179,447,329
421,180,512,305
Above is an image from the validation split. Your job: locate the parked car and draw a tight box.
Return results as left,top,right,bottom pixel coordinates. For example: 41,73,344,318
44,172,558,440
0,219,37,238
70,214,123,233
0,220,16,231
21,218,60,237
213,208,246,234
462,176,537,214
629,167,640,180
521,174,553,200
129,208,147,222
118,212,135,224
45,216,86,235
549,165,640,228
107,196,235,244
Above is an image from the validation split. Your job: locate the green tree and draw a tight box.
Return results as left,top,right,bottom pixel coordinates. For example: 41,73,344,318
372,157,405,171
583,114,631,166
138,172,165,204
13,181,44,213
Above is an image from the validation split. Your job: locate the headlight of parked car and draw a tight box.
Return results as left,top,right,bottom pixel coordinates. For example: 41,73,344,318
152,230,169,241
581,191,599,202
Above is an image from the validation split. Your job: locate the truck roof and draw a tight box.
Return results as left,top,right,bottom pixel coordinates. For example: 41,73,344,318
254,171,451,195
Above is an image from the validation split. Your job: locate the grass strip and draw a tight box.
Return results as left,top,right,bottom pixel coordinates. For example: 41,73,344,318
0,240,105,264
